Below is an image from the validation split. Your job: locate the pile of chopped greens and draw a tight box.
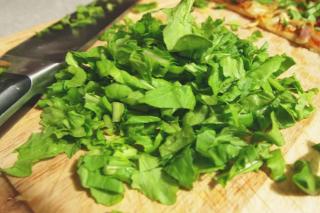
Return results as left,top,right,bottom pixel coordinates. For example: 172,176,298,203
2,0,319,206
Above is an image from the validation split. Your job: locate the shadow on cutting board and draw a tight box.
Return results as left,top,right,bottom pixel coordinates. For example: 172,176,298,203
270,141,320,196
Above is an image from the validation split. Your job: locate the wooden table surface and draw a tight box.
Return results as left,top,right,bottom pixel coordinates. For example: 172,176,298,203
1,1,320,212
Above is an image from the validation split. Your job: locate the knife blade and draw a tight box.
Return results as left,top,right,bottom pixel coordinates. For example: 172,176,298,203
0,0,137,127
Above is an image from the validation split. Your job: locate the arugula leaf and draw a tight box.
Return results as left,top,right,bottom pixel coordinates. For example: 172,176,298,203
164,147,198,189
217,145,264,186
292,160,320,195
3,132,77,177
131,154,178,205
266,149,286,182
247,30,263,42
254,112,285,146
159,126,195,158
183,105,208,126
64,66,87,88
248,56,295,82
163,0,194,51
196,130,248,170
194,0,209,8
77,153,127,206
163,0,211,52
139,84,196,110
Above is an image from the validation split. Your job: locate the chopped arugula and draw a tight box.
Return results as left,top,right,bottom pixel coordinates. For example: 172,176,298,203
2,0,318,206
214,3,226,10
292,160,320,195
194,0,209,8
38,2,105,36
266,149,286,182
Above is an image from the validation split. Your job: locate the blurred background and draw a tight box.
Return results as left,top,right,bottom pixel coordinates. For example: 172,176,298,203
0,0,93,37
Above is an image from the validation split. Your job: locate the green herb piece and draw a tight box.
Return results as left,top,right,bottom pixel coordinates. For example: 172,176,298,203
292,160,320,195
77,153,128,206
112,102,125,122
266,149,286,182
217,145,264,186
132,2,158,13
139,84,196,110
247,30,263,42
229,23,240,31
131,154,178,205
164,147,198,189
163,0,211,52
214,3,225,9
194,0,209,8
38,3,105,36
3,132,78,177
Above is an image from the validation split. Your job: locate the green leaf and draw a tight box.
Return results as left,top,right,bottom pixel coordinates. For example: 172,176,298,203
105,83,133,100
292,160,320,195
170,34,211,52
254,112,285,146
140,84,196,110
194,0,209,8
3,132,75,177
266,149,286,182
131,154,178,205
90,188,123,206
196,130,247,169
125,115,161,124
248,55,295,81
159,126,195,158
64,66,87,88
217,146,263,186
77,154,126,206
183,105,208,126
164,147,198,189
112,102,125,122
163,0,194,51
97,58,153,90
220,56,245,79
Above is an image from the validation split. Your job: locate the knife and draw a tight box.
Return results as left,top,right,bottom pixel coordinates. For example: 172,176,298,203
0,0,137,127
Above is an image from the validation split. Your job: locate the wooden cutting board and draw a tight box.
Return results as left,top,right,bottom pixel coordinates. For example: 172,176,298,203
1,1,320,212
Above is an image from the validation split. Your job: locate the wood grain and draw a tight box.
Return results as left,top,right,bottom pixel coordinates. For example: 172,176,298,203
0,176,32,213
0,1,320,212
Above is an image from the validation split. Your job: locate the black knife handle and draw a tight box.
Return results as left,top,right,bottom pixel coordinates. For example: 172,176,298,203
0,73,31,115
